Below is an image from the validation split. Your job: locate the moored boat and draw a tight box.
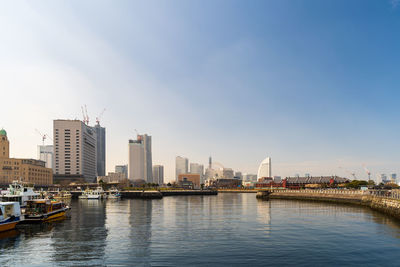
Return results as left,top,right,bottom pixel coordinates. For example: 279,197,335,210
23,199,69,223
1,181,40,207
87,187,105,199
0,202,22,232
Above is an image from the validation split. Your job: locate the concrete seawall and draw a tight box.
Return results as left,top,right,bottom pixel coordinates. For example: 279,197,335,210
269,190,400,220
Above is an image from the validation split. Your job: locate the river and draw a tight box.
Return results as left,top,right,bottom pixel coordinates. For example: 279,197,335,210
1,193,400,266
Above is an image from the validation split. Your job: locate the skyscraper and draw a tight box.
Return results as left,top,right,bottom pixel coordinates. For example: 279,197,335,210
128,134,152,182
176,156,188,182
115,164,128,178
257,157,271,178
141,134,153,183
37,145,53,169
190,163,204,184
153,165,164,185
94,123,106,177
53,120,97,183
128,139,144,181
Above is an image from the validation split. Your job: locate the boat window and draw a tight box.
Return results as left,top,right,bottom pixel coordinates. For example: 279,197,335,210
0,208,2,216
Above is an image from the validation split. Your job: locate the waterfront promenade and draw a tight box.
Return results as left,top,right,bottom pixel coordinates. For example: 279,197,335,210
263,189,400,220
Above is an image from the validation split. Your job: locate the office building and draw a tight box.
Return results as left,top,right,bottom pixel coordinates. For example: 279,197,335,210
97,172,127,183
176,156,188,182
115,164,128,178
190,163,204,183
153,165,164,185
178,173,200,188
53,120,97,183
216,168,234,179
234,171,243,180
94,123,106,176
391,173,397,183
0,129,52,185
128,134,152,182
257,157,271,178
243,173,257,182
37,145,53,169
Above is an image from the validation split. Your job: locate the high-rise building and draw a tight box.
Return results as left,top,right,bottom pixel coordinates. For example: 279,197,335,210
0,129,52,185
37,145,53,169
115,164,128,178
216,168,234,179
53,120,97,183
129,139,144,181
153,165,164,185
190,163,204,183
243,173,257,182
128,134,152,182
257,157,271,178
94,123,106,177
176,156,188,182
391,173,397,183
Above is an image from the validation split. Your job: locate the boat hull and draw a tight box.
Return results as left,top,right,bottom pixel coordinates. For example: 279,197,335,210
23,208,68,223
0,221,18,232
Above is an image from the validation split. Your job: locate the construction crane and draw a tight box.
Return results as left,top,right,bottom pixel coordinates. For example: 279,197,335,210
362,164,371,181
338,166,357,180
84,104,89,125
96,108,106,125
35,129,52,146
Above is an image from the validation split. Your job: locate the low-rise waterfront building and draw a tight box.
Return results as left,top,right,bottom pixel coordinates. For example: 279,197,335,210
0,129,53,186
178,173,200,188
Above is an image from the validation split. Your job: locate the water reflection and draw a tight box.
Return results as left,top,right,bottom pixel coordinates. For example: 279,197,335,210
0,195,400,266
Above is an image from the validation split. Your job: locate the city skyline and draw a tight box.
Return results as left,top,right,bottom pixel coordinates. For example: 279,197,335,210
2,1,400,182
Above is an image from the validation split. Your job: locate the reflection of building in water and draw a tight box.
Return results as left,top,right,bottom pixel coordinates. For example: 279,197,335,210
256,199,271,235
50,200,107,263
128,200,153,265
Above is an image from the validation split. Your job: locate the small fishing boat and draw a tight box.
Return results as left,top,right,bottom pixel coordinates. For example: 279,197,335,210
0,202,22,232
23,199,69,223
108,192,121,199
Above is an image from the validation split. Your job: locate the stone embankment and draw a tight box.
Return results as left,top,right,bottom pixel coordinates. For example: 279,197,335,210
267,189,400,220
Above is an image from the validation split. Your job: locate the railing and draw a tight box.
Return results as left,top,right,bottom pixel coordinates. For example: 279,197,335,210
268,188,400,200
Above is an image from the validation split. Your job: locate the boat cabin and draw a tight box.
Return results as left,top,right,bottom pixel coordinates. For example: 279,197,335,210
25,200,65,215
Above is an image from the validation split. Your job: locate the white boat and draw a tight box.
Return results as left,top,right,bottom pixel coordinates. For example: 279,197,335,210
87,187,105,199
0,202,22,232
78,190,89,199
108,188,121,199
1,181,40,207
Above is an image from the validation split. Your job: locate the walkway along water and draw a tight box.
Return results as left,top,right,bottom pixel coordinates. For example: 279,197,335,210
262,189,400,220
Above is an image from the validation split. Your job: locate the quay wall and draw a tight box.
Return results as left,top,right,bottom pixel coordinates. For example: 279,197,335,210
268,190,400,220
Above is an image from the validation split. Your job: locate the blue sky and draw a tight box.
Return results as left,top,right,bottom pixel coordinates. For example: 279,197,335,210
1,0,400,181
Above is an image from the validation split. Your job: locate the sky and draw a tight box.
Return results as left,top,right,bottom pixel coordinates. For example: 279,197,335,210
1,0,400,182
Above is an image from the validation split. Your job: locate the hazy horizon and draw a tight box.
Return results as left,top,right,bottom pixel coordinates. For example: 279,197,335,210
1,0,400,182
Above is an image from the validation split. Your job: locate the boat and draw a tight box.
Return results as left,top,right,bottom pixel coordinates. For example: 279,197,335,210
53,190,72,200
108,192,121,199
23,199,69,223
0,202,22,232
78,189,90,199
1,181,40,207
87,187,105,199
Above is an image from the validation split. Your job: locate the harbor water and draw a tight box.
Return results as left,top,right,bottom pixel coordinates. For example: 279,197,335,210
1,193,400,266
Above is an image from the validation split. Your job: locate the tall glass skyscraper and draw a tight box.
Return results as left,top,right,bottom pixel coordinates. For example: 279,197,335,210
94,123,106,177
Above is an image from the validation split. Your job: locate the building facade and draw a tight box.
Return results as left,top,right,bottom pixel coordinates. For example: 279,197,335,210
176,156,188,182
257,157,271,178
178,173,200,188
0,129,52,185
152,165,164,185
37,145,53,169
97,172,126,183
128,139,144,181
190,163,204,183
94,123,106,177
53,120,97,183
115,164,128,178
